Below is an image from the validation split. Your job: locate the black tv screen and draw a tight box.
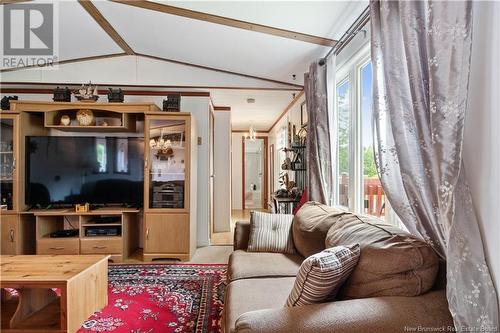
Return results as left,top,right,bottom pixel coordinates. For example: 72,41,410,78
26,136,144,206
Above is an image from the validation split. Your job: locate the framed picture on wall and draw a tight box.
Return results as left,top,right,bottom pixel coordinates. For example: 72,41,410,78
301,101,308,126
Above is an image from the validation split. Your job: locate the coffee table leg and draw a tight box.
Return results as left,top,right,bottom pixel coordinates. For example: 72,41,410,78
9,288,58,328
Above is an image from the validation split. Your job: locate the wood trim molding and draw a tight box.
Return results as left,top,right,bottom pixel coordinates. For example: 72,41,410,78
213,106,231,111
137,53,303,88
0,82,302,91
268,90,304,132
111,0,336,47
78,0,134,55
231,129,269,134
0,53,127,73
0,87,210,97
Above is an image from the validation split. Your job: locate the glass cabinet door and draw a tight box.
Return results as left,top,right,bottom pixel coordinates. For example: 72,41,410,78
146,117,187,210
0,116,17,211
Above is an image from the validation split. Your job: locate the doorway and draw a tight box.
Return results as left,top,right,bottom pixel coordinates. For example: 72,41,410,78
242,137,268,210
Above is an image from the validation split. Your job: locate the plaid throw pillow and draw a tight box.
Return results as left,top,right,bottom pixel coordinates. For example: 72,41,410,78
286,244,360,306
247,211,296,254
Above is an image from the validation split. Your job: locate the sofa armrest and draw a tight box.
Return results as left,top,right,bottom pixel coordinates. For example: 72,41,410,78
234,221,251,251
234,290,452,333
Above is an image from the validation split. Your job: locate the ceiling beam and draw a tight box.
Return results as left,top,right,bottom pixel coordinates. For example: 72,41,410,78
1,52,302,88
78,0,134,55
0,87,210,97
111,0,337,47
0,53,127,73
268,90,304,132
137,53,303,88
0,81,302,91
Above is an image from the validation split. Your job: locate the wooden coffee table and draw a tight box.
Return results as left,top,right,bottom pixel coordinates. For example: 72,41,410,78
1,255,109,333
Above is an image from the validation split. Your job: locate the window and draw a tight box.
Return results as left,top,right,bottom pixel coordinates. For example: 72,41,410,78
333,46,386,219
360,62,384,217
336,80,351,207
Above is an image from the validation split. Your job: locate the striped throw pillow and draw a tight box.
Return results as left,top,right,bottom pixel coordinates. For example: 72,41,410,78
285,244,360,306
247,211,296,254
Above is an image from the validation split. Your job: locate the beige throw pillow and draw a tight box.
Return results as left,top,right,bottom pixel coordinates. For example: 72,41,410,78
247,211,296,254
285,244,360,307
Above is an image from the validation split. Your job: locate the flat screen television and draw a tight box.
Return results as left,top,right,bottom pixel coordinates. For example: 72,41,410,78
26,136,144,207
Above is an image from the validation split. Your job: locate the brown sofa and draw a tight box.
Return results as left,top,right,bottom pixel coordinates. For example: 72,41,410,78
223,207,454,333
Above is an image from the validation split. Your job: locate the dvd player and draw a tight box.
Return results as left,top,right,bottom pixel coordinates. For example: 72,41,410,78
90,216,121,224
85,226,121,237
50,229,79,238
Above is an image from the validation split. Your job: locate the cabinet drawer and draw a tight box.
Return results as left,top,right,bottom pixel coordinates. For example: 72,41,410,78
81,238,122,254
37,238,79,255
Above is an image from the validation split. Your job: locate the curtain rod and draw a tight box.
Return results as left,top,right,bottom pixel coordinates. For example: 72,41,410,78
319,5,370,66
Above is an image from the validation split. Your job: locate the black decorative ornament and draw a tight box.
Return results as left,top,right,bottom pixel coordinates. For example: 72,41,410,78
1,96,18,110
162,94,181,112
52,87,71,102
107,88,124,103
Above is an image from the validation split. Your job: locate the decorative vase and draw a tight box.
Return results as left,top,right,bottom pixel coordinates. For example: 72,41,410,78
60,115,71,126
76,109,95,126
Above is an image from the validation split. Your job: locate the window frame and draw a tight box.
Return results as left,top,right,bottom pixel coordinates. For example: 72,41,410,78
334,44,386,217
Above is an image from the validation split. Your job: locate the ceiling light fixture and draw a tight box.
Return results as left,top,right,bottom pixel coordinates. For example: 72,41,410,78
245,125,257,141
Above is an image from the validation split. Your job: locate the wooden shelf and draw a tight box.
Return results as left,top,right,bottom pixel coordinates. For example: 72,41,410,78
81,223,122,227
44,124,131,132
80,236,122,240
43,109,136,132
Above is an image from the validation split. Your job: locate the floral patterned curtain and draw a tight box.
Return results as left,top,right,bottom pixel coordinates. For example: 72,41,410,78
371,0,499,330
304,60,334,205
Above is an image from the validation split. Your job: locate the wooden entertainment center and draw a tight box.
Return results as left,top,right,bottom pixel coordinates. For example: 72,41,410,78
0,101,197,262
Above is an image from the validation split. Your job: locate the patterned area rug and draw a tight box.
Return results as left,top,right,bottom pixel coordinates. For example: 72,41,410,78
77,264,227,333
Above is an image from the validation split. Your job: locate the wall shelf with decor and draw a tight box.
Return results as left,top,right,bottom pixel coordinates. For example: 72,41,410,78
43,109,136,132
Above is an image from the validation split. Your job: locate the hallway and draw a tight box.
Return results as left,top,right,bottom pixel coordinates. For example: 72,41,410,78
210,209,268,245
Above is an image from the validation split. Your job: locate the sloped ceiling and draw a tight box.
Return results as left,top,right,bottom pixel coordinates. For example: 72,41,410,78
0,0,368,129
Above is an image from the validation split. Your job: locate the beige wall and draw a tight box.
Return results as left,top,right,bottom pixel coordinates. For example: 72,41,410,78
213,111,232,232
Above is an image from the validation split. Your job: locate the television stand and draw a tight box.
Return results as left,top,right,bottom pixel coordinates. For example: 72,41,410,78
27,208,140,262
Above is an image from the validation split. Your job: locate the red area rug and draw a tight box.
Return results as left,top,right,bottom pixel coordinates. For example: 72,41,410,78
77,264,227,333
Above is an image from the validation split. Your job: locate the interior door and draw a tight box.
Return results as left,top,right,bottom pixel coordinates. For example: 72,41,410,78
209,111,215,236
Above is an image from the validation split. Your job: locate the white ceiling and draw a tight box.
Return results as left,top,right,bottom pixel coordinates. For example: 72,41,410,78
161,1,367,40
0,1,123,66
1,0,367,130
211,89,296,131
92,0,330,85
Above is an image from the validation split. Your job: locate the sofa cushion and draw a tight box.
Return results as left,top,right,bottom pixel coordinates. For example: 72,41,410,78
224,277,295,333
228,250,303,281
292,202,348,257
286,244,360,307
325,213,439,299
248,211,296,254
